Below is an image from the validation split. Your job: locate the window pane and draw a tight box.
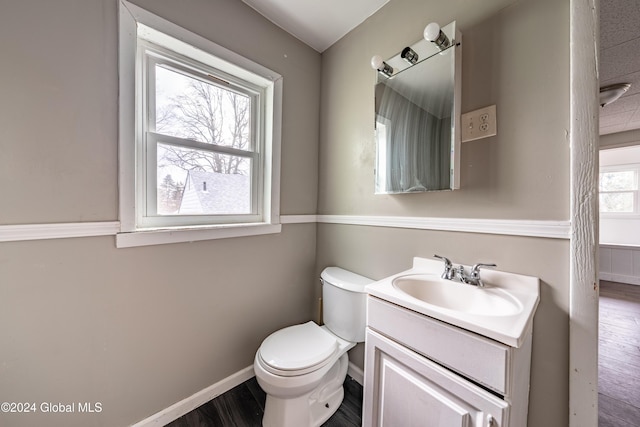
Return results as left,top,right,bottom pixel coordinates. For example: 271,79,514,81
599,170,637,192
155,65,252,149
599,192,634,213
157,144,252,215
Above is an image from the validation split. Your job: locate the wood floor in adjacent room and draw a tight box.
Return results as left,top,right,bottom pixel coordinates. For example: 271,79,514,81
165,375,362,427
599,280,640,427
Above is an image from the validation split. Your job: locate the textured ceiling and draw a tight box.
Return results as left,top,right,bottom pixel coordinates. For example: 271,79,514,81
600,0,640,135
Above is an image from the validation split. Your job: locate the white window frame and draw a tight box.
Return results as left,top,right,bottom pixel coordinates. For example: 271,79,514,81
599,163,640,218
140,43,263,227
118,0,282,247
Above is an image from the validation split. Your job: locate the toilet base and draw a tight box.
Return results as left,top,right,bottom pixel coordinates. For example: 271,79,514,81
261,353,349,427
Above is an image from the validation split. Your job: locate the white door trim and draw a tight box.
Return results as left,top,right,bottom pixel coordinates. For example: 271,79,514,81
569,0,599,425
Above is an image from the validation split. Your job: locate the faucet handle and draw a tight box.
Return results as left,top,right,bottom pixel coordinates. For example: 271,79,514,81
470,263,496,279
433,254,452,267
434,255,455,279
469,262,497,288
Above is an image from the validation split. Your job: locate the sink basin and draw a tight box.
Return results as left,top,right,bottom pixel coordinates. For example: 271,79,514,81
392,274,523,316
367,257,540,347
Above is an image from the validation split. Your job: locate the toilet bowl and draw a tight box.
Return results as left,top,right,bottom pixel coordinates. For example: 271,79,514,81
254,267,372,427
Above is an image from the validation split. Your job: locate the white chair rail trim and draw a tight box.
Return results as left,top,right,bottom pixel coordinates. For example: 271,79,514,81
0,215,570,243
315,215,570,239
0,221,121,242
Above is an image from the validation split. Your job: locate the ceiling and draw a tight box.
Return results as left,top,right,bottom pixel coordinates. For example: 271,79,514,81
241,0,389,52
243,0,640,137
600,0,640,135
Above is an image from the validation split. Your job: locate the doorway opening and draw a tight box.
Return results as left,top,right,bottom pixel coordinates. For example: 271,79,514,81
598,144,640,426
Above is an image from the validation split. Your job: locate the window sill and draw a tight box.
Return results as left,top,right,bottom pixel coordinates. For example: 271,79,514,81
116,222,281,248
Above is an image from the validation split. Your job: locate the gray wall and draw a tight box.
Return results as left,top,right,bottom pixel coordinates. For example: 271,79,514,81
316,0,570,426
1,0,573,426
0,1,320,426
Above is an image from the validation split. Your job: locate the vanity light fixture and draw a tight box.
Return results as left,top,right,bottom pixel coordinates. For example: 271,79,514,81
424,22,450,50
401,47,419,64
600,83,631,107
371,54,394,77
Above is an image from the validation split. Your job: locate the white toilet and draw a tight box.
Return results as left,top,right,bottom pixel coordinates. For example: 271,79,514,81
254,267,372,427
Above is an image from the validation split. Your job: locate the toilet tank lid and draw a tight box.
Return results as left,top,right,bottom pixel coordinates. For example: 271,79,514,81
320,267,373,293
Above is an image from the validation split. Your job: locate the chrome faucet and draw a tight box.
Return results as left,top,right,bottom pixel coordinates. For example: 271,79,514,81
433,255,455,280
434,255,496,287
462,263,497,287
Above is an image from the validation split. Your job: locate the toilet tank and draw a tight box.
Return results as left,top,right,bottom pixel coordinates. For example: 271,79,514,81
321,267,373,343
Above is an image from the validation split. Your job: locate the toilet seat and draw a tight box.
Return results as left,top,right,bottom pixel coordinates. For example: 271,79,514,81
258,321,338,377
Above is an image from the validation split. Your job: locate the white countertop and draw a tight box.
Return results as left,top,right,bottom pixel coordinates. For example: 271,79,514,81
366,257,540,347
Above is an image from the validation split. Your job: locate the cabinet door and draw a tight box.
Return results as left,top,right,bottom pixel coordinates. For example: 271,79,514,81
363,329,509,427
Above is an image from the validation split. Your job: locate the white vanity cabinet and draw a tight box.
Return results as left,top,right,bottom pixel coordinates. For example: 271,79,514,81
363,296,534,427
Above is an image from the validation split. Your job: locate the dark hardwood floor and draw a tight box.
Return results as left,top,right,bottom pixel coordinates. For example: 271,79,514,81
599,280,640,427
166,375,362,427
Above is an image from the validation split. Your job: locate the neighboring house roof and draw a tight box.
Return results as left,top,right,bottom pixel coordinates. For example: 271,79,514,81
179,169,251,215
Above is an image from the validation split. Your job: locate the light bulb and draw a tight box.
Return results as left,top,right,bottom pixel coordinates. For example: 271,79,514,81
423,23,441,42
370,54,393,77
371,55,383,70
424,22,450,50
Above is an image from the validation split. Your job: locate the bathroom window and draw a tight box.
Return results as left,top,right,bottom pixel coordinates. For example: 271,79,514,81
117,1,282,247
599,165,640,216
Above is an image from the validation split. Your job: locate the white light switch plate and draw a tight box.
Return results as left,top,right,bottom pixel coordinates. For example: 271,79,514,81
461,105,497,142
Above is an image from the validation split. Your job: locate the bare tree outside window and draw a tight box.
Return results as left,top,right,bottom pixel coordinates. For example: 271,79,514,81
154,65,253,214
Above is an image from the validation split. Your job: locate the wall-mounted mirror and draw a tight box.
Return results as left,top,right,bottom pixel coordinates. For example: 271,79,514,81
374,21,461,194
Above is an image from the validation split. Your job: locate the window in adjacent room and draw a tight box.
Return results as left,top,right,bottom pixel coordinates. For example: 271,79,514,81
599,165,640,215
118,1,282,246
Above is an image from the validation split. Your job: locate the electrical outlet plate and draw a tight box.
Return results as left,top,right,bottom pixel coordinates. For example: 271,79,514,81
461,105,497,142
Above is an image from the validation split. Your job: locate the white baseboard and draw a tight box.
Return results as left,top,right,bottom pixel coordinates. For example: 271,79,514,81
600,272,640,286
131,361,364,426
347,362,364,385
131,366,254,427
599,245,640,286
